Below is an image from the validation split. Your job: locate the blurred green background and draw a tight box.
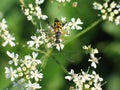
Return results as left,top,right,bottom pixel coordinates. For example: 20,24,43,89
0,0,120,90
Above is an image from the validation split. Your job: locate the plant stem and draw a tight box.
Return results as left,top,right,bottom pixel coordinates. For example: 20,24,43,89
41,49,52,69
65,19,102,45
19,0,25,6
29,47,46,54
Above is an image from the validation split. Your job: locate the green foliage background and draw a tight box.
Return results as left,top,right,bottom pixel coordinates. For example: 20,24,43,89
0,0,120,90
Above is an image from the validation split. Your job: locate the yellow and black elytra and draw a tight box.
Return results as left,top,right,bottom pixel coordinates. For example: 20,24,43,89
47,18,66,44
53,18,63,43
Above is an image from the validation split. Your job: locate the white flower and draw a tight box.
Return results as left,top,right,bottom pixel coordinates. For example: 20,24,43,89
88,57,99,68
0,18,8,30
117,4,120,11
85,84,90,89
65,69,76,81
28,4,34,11
21,56,32,68
40,14,48,20
2,34,15,47
30,52,42,65
61,17,66,23
27,15,32,21
30,70,43,81
7,51,19,66
102,14,107,20
72,2,78,8
65,75,72,81
27,36,43,48
62,23,71,35
24,9,29,15
83,45,89,50
25,81,41,90
110,1,117,9
92,48,98,54
91,83,102,90
13,79,25,90
93,2,103,10
69,69,75,75
103,2,108,9
35,0,44,5
83,45,100,68
21,0,47,21
81,70,91,82
41,32,46,39
56,43,64,51
46,42,52,48
0,18,15,47
35,6,48,20
115,16,120,25
21,52,41,68
17,67,22,72
92,71,103,83
69,18,83,30
5,67,18,81
93,1,120,25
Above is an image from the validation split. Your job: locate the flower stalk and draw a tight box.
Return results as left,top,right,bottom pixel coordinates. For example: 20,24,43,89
29,47,46,54
65,18,102,45
41,49,52,69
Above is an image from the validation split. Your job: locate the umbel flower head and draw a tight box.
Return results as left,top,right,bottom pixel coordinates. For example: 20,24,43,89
20,0,48,21
65,45,104,90
5,51,43,90
65,69,103,90
0,18,15,47
27,17,83,51
93,1,120,25
83,45,100,68
20,0,83,51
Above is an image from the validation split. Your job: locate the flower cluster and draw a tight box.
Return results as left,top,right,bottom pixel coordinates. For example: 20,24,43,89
68,18,83,30
72,2,78,8
93,1,120,25
0,18,15,47
27,27,58,51
27,25,64,51
66,69,103,90
5,51,43,90
83,45,100,68
20,0,83,51
65,45,104,90
27,17,83,51
20,0,48,21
